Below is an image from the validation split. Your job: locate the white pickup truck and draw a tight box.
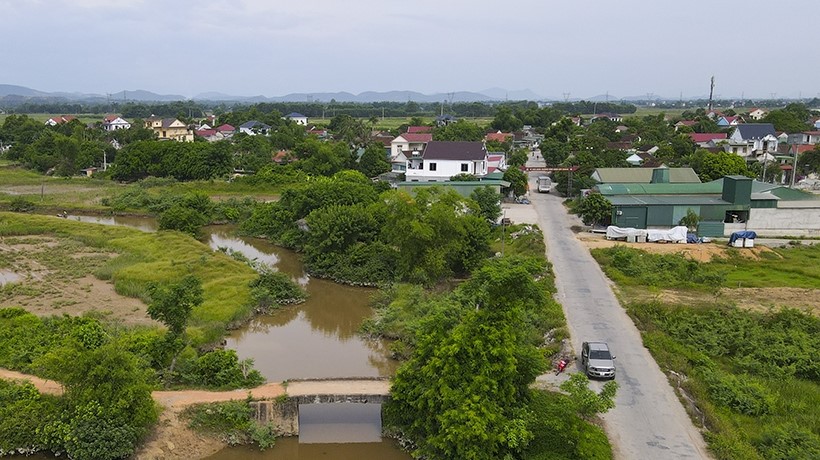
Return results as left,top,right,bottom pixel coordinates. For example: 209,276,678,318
537,175,552,193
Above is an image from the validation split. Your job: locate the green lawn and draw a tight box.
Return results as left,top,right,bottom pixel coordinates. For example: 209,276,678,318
712,245,820,289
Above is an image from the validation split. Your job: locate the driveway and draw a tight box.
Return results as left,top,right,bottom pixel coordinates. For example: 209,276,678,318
528,179,710,459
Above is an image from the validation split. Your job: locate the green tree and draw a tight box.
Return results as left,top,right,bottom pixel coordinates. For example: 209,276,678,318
491,106,524,132
158,205,209,237
577,193,612,226
147,275,203,337
688,149,752,182
797,146,820,175
147,275,203,380
503,167,528,196
679,208,700,231
507,149,529,168
762,103,812,133
387,258,547,459
450,173,478,181
470,186,502,223
37,342,158,460
357,143,391,178
433,119,484,141
560,373,619,420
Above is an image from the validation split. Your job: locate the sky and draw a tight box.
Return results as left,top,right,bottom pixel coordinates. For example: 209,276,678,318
2,0,819,100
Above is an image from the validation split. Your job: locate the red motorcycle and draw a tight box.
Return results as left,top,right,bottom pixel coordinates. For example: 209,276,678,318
555,357,570,375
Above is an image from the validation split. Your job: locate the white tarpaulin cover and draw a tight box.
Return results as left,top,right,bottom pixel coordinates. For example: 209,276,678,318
606,226,647,239
646,226,689,242
606,225,688,242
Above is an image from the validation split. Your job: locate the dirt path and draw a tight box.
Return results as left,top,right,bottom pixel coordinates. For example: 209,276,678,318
0,368,64,395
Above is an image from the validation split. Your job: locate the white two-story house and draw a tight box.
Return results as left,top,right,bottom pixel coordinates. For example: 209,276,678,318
102,115,131,131
726,123,778,162
406,141,489,182
391,133,432,172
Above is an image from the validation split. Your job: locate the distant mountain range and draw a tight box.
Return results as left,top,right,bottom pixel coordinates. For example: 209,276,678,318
3,84,787,105
0,84,562,105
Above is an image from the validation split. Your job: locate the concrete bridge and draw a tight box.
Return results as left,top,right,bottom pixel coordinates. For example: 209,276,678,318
250,378,391,436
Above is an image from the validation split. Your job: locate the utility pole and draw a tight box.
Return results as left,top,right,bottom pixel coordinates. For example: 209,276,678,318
501,210,506,257
708,76,715,111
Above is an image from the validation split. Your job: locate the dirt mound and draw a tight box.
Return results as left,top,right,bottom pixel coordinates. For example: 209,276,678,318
575,232,774,262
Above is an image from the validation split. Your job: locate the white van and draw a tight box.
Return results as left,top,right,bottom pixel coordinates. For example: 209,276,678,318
537,175,552,193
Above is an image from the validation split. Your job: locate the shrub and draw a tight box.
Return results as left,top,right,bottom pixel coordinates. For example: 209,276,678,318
8,197,35,213
181,399,275,450
755,424,820,460
189,349,264,389
158,204,208,237
697,367,775,416
249,271,306,308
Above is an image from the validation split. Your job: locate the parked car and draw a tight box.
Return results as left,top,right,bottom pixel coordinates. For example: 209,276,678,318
581,342,616,379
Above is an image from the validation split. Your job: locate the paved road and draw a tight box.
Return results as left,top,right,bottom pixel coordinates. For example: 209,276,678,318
529,184,710,459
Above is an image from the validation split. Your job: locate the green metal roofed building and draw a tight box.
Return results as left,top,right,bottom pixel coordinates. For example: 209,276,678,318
592,167,820,237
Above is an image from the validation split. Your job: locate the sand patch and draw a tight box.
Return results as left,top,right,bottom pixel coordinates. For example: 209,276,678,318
575,231,776,262
0,236,155,325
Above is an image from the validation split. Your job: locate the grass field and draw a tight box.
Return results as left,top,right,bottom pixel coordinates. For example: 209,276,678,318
0,113,107,125
0,212,258,344
309,116,495,131
0,164,282,213
591,244,820,459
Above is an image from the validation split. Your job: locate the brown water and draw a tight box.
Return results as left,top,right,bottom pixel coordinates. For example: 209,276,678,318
206,226,398,382
52,216,407,457
67,214,159,232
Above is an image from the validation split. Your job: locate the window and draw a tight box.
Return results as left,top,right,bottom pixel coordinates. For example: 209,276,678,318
461,163,469,172
429,163,437,171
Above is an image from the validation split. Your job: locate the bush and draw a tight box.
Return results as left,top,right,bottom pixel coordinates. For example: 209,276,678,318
181,400,276,450
189,349,264,389
697,367,775,416
158,204,209,237
249,271,306,308
755,424,820,460
8,197,35,213
524,390,612,460
593,246,726,291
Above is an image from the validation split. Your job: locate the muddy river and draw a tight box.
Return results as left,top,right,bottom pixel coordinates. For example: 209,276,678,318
61,216,408,458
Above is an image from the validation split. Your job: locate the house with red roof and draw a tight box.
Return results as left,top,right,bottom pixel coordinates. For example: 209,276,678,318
487,153,507,173
215,124,235,135
44,115,76,126
674,120,697,131
406,141,489,182
406,126,432,134
102,115,130,131
194,129,226,142
273,150,293,164
717,115,742,127
484,131,513,143
689,132,727,147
